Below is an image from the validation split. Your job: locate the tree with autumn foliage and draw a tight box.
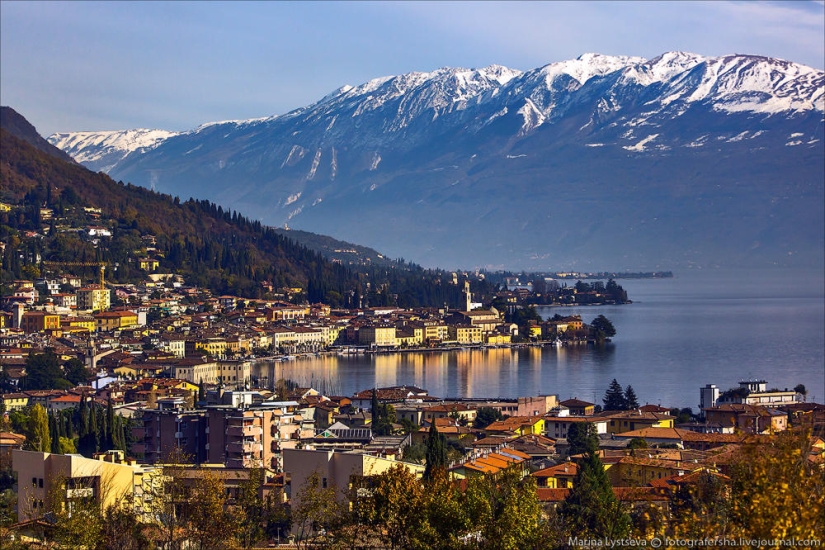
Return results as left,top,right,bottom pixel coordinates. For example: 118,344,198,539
670,429,824,539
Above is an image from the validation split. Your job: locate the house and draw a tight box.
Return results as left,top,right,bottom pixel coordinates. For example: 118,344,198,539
485,416,545,437
421,403,478,424
544,416,609,440
532,462,578,488
137,258,159,271
597,410,675,434
1,392,30,411
704,404,788,434
450,448,531,479
559,398,595,416
94,310,139,332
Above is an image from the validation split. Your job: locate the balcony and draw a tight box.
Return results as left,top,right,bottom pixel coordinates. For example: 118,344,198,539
227,425,263,437
227,441,262,454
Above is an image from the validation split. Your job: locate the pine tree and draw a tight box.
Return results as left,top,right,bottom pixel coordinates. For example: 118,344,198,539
567,422,600,457
560,437,631,538
603,379,628,411
624,385,640,410
424,422,448,480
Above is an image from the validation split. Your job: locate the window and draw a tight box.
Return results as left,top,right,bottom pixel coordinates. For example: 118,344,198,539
32,477,37,487
322,478,328,489
39,478,44,488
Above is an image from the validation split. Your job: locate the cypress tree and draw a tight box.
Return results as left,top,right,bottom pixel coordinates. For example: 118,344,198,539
25,404,51,453
105,398,116,450
423,422,448,481
49,413,61,454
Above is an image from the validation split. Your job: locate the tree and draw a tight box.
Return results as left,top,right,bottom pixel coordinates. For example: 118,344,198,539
464,466,547,549
567,422,599,457
423,422,447,481
292,471,343,549
370,388,394,436
24,404,51,453
63,358,91,386
624,385,639,410
474,406,504,429
794,384,808,401
559,441,630,539
351,464,430,550
603,379,627,411
183,470,235,550
627,437,649,450
590,315,617,340
21,350,72,390
402,441,427,464
100,503,152,550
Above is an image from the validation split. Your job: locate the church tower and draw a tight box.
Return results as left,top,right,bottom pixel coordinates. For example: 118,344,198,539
464,281,472,312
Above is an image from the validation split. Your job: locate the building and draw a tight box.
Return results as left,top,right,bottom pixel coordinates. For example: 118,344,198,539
76,286,110,312
13,449,156,522
716,380,800,407
544,417,609,441
283,448,425,529
20,311,61,333
206,401,314,470
170,358,251,386
518,395,560,417
532,462,578,488
358,325,398,348
94,310,139,332
704,404,788,434
134,399,208,464
598,410,675,434
559,398,595,416
700,384,720,411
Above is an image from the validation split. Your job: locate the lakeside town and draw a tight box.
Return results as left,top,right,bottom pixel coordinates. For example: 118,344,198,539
0,267,823,548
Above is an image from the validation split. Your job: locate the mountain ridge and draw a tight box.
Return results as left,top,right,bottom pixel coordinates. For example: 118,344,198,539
47,52,825,270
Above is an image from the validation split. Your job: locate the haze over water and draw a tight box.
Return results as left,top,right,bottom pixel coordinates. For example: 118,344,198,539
255,268,824,411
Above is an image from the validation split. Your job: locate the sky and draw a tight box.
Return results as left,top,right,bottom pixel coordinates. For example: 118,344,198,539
2,1,823,137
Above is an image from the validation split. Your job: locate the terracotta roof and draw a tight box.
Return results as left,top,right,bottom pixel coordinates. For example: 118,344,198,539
533,462,579,478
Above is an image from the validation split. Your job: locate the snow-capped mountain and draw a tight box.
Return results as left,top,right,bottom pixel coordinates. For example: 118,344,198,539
49,129,180,172
49,52,824,270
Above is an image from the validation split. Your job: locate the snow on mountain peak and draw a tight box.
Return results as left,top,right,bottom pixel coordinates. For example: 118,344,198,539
47,128,179,170
543,53,646,85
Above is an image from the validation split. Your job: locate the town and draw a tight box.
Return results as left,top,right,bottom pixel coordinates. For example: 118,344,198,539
0,266,822,547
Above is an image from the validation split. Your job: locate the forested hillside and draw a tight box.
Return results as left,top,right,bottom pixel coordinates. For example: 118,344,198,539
1,122,491,306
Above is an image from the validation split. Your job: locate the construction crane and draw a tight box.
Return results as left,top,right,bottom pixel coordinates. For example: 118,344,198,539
41,261,109,288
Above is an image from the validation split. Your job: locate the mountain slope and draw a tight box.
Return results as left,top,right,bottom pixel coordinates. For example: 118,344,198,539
1,116,475,308
1,106,76,164
49,52,825,270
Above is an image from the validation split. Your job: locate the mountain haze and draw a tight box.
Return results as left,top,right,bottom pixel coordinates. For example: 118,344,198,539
49,52,825,270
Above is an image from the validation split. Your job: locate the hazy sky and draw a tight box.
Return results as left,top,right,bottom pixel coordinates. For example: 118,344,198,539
2,1,823,137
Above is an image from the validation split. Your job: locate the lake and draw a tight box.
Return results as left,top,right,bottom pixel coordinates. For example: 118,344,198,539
253,268,824,411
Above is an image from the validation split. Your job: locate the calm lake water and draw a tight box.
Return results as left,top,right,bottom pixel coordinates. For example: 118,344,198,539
254,268,824,410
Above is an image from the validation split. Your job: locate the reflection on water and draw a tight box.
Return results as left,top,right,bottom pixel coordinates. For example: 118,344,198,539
253,344,619,403
253,268,824,409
